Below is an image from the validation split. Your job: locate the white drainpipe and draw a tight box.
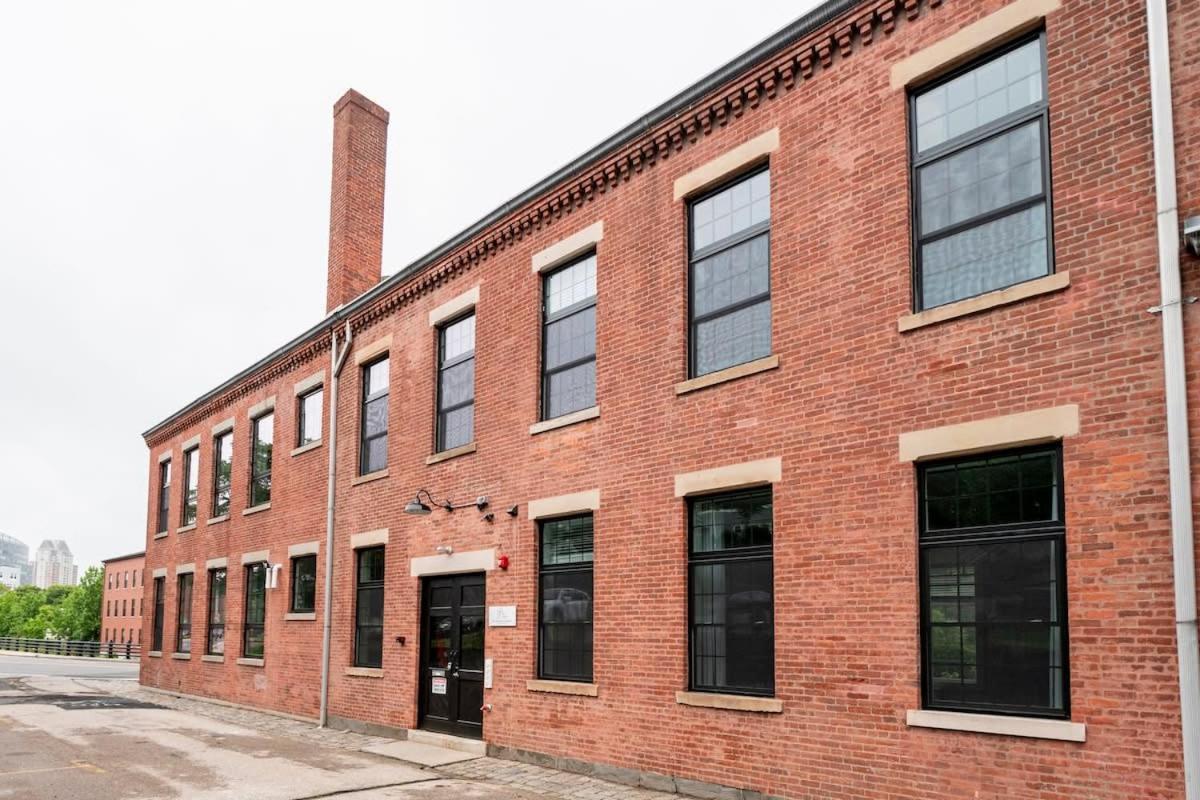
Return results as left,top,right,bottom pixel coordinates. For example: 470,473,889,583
1146,0,1199,795
319,320,352,729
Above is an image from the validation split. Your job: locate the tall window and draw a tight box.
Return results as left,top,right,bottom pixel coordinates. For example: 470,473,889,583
175,573,193,653
910,35,1052,310
250,412,273,507
919,446,1067,717
538,515,594,682
542,254,597,420
243,563,266,659
360,357,389,475
182,447,199,526
151,576,165,652
688,167,771,378
206,568,226,655
354,547,385,668
212,430,233,516
156,459,171,533
436,314,475,452
688,488,774,696
290,555,317,614
297,387,323,446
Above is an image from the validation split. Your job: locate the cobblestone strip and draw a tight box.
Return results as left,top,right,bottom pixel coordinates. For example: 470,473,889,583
82,678,676,800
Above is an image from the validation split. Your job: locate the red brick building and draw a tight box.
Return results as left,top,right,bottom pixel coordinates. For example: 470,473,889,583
102,550,145,650
138,0,1200,797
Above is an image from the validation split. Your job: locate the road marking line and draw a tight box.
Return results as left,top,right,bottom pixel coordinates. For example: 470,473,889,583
0,764,93,777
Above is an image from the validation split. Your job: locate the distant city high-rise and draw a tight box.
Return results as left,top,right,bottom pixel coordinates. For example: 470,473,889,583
0,532,31,588
33,539,77,588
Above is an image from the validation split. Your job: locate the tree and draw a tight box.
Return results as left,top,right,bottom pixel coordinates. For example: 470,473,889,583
52,567,103,640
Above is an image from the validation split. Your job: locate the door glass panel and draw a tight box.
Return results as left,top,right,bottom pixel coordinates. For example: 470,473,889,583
428,615,451,668
431,586,453,609
459,614,484,671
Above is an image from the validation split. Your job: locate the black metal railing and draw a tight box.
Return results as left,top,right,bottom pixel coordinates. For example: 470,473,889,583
0,637,140,660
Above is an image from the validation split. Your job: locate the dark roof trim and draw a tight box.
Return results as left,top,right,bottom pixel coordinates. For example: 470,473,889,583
143,0,863,440
101,551,146,564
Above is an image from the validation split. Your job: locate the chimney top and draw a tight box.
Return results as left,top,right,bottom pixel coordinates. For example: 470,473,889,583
333,89,390,124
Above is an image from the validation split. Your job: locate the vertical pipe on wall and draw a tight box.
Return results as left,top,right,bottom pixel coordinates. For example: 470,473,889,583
1145,0,1200,795
319,320,352,728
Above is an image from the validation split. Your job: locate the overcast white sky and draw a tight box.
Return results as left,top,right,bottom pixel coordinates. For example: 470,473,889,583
0,1,820,572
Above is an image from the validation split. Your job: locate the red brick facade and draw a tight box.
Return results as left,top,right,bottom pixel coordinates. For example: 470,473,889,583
139,0,1199,797
102,551,145,649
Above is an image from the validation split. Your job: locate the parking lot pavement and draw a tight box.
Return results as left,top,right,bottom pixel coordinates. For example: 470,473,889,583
0,670,677,800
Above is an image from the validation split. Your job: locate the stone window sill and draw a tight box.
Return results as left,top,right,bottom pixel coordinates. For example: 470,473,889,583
207,515,230,526
176,524,196,534
242,503,271,517
905,709,1085,742
527,679,598,697
291,440,322,457
201,654,224,663
675,355,780,396
898,271,1070,332
147,651,163,658
529,406,600,435
426,442,477,465
345,667,384,678
153,531,168,540
285,612,317,621
351,469,389,487
171,652,191,661
236,657,265,668
675,691,782,714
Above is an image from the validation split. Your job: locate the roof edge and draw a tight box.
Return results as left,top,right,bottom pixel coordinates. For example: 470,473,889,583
101,551,147,564
142,0,866,441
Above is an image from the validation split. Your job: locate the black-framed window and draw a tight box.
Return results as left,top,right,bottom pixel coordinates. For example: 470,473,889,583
212,430,233,517
910,34,1053,311
919,445,1068,718
182,446,199,526
250,412,273,507
290,555,317,614
688,488,774,696
206,568,226,656
151,576,165,652
538,515,593,682
688,167,771,378
298,387,323,447
243,563,266,659
156,459,171,533
175,573,193,653
354,547,385,668
541,254,597,420
359,357,389,475
436,314,475,452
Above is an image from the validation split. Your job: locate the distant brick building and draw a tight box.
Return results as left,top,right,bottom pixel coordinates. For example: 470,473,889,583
137,0,1200,797
102,551,145,649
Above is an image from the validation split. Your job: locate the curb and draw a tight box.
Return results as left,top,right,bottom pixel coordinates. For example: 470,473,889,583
0,648,139,664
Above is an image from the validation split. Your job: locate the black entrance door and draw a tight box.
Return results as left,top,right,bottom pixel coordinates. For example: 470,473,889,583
419,572,486,738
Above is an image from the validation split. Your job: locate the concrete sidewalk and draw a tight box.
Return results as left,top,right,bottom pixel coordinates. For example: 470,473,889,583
80,677,676,800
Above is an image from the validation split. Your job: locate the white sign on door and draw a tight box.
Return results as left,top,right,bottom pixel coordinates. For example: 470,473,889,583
431,676,447,695
488,605,517,627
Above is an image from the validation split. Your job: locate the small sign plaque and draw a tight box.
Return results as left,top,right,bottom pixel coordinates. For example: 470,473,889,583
431,676,447,695
484,658,494,689
488,605,517,627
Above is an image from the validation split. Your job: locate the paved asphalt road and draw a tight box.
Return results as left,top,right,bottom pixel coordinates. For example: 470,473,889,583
0,653,139,680
0,653,555,800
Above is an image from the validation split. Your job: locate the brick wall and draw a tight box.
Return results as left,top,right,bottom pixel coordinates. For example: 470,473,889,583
138,0,1197,796
101,553,145,648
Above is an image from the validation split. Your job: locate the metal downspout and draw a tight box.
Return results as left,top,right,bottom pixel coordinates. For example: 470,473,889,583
1146,0,1200,794
319,321,352,728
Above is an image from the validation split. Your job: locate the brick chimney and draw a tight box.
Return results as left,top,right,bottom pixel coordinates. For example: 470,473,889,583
326,89,389,312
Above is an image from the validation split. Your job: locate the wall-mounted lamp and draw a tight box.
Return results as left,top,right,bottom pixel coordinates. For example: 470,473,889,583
404,489,489,516
506,505,519,517
435,544,454,556
1185,216,1200,257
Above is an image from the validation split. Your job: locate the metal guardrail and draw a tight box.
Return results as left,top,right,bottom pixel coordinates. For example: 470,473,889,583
0,637,140,660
